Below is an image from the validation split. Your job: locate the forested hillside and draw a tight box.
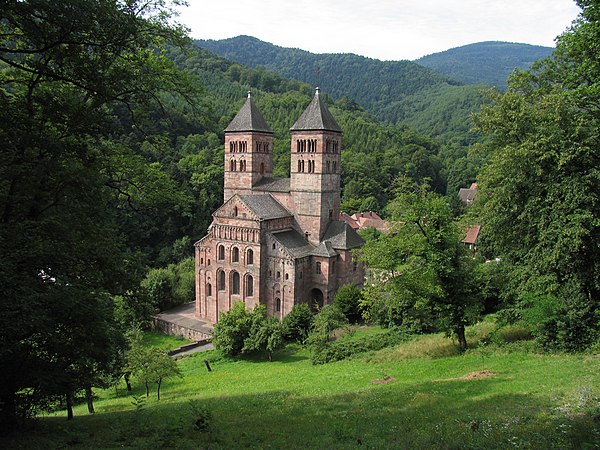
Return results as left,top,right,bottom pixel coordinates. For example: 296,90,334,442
415,41,553,89
168,46,445,214
195,36,486,142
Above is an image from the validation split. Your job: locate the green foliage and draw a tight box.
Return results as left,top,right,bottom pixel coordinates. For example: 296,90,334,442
357,178,482,350
310,329,408,365
502,292,599,352
333,285,364,324
473,0,600,351
141,257,195,311
307,305,349,350
126,334,182,400
195,36,486,144
282,303,314,343
243,317,285,361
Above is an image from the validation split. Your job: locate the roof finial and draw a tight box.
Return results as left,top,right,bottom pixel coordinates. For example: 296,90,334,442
315,86,320,95
247,91,252,99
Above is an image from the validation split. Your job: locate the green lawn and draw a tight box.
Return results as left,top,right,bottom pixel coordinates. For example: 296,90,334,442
3,329,599,449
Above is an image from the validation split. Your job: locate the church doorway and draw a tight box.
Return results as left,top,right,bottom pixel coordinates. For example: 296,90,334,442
310,288,324,311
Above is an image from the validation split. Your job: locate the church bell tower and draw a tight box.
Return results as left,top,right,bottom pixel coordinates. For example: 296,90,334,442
290,88,342,244
223,92,274,201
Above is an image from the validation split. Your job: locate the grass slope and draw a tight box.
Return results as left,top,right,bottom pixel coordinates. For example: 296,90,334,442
3,329,599,449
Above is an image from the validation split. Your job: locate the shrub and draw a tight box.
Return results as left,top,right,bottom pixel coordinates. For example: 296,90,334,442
308,304,348,346
334,284,364,323
311,329,408,364
512,291,599,352
211,302,260,356
282,304,314,343
141,257,195,311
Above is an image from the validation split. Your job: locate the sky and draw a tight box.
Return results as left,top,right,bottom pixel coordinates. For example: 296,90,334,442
175,0,581,61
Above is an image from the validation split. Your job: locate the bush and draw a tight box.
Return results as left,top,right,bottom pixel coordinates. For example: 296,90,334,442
211,302,260,356
311,329,408,364
282,304,314,343
512,291,599,352
334,285,363,323
308,305,349,345
141,257,195,311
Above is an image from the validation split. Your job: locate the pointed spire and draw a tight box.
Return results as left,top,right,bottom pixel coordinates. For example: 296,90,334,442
225,93,273,133
290,87,341,132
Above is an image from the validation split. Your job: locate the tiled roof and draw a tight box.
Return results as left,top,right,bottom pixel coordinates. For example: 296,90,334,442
311,241,338,257
225,93,274,133
290,88,342,132
271,229,314,258
253,177,291,192
323,220,365,250
463,225,481,245
238,194,292,220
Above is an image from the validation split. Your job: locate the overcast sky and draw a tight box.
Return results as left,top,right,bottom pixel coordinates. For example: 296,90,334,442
175,0,581,60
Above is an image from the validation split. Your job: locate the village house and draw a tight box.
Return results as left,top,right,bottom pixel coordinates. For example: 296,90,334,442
194,89,365,323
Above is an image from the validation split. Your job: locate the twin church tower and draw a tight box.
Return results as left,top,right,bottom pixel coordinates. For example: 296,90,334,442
195,89,364,322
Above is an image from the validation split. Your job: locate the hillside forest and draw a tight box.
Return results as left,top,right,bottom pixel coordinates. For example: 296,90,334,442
0,0,598,431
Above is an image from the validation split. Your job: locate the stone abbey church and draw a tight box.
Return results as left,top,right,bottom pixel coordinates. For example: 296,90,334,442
194,89,365,323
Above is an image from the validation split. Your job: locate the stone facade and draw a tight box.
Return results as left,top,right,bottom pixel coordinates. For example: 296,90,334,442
195,89,365,323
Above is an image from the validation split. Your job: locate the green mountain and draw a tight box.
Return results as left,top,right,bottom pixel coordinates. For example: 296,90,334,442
194,36,486,142
167,45,446,214
415,41,553,89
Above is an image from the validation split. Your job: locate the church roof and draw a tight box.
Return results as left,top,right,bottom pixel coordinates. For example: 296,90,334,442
225,92,274,134
290,88,342,132
253,177,291,192
322,220,365,250
238,194,292,220
311,241,338,257
271,229,315,258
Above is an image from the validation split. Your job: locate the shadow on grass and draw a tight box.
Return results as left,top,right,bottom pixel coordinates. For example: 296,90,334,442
4,374,599,449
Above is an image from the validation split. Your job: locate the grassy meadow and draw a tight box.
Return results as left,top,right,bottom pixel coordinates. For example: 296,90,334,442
3,324,599,449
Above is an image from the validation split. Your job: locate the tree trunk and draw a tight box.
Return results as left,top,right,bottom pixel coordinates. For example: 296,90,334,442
456,325,467,353
157,378,162,401
145,381,149,397
85,386,95,414
66,392,74,420
124,373,132,391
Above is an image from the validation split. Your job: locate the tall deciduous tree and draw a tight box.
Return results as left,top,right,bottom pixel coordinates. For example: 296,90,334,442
0,0,196,430
473,1,599,349
357,178,481,351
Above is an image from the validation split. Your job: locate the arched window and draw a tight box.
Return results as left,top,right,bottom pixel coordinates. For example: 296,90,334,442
247,249,254,265
230,159,236,172
246,275,253,297
276,271,281,279
207,283,212,296
260,162,265,175
316,262,322,274
276,298,281,312
217,244,225,261
218,271,225,290
232,271,240,295
232,247,239,263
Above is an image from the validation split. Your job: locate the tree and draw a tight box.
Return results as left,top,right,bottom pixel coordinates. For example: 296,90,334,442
334,285,364,324
0,0,195,430
211,303,265,356
307,305,349,346
473,1,599,350
243,317,285,361
126,337,181,400
357,178,481,351
282,303,314,343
